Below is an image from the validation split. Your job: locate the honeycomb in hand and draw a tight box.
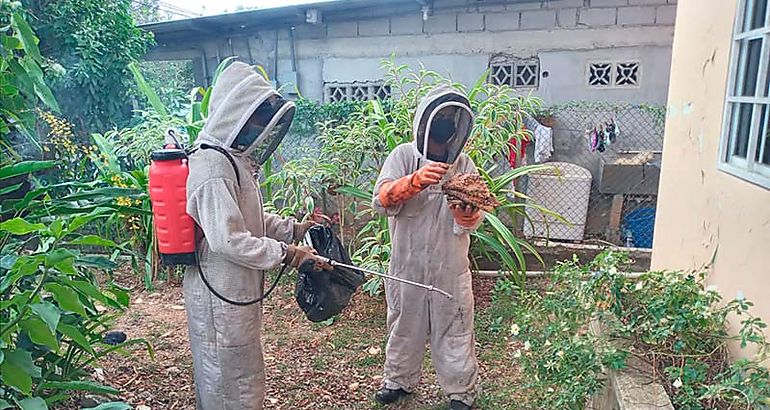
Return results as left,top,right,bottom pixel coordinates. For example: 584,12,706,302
441,173,501,212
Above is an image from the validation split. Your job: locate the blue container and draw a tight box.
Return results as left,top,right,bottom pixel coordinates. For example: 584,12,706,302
623,208,656,248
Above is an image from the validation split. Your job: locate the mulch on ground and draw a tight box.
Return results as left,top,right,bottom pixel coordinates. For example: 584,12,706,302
69,270,522,409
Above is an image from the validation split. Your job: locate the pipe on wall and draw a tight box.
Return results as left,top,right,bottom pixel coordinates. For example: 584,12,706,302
289,26,299,94
273,30,279,84
199,47,209,87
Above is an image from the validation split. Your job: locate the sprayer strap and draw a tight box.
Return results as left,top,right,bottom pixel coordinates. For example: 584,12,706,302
199,144,241,186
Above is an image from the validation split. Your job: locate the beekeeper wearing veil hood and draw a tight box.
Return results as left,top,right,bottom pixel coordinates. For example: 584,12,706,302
372,84,483,410
184,61,323,409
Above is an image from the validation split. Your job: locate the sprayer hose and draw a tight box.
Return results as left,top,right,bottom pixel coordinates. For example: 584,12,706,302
195,255,287,306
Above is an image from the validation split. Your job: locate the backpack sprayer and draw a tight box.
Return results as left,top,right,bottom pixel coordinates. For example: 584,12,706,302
149,128,453,307
148,129,288,306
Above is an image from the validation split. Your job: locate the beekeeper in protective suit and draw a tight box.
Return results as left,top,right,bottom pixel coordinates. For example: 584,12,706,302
372,85,483,410
184,61,327,409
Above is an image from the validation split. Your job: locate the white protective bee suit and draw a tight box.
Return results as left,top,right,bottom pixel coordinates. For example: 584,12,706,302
183,62,297,409
372,85,482,406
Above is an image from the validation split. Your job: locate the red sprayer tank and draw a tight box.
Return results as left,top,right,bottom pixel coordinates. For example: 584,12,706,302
148,148,197,266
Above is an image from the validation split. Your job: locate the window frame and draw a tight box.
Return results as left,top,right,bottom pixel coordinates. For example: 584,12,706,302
719,0,770,189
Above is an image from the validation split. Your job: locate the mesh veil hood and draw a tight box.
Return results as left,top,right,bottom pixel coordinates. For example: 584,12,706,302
412,84,474,164
195,61,286,157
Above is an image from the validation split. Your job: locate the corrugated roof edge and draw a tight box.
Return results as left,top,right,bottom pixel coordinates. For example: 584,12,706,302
139,0,421,34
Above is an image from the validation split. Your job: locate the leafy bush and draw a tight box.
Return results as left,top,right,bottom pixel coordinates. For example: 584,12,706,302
0,3,60,159
0,161,151,409
131,61,195,117
506,252,770,409
26,0,153,131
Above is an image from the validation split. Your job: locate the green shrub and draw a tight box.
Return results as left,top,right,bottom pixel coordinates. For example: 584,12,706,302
507,252,770,409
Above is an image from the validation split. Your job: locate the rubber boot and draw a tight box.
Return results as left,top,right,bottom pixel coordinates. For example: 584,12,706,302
449,399,472,410
374,388,410,405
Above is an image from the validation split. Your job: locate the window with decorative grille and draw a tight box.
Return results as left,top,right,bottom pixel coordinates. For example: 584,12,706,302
587,61,641,88
719,0,770,188
323,81,391,103
489,56,540,89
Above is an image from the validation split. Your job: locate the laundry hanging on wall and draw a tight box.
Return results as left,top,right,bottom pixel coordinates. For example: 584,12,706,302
507,131,530,169
585,118,621,153
533,125,553,163
516,114,553,165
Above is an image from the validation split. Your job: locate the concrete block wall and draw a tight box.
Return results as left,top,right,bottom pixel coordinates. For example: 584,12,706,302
278,0,676,101
316,0,677,39
165,0,677,103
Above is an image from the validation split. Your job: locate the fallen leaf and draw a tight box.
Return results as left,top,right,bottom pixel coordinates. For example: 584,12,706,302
92,367,105,382
170,305,185,310
348,382,359,391
368,346,381,355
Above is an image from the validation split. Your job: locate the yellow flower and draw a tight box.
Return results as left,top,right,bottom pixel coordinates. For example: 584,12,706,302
116,197,134,207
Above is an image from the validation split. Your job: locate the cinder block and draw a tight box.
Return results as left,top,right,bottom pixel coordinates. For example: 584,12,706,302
656,5,676,24
507,2,545,11
476,4,507,12
458,13,485,32
590,0,628,6
520,9,557,30
294,24,325,39
557,8,578,26
485,12,520,31
578,7,617,26
327,21,357,37
617,6,656,25
390,14,423,35
358,18,389,36
628,0,666,5
424,13,457,34
545,0,586,8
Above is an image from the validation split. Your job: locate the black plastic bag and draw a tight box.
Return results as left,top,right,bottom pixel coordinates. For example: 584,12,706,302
295,225,365,322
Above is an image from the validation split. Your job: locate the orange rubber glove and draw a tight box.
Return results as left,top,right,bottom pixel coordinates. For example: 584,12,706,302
450,203,483,228
378,163,449,208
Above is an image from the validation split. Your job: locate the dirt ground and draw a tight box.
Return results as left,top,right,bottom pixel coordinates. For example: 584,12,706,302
78,271,523,410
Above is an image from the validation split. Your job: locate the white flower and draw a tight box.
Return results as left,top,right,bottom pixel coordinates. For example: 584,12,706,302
673,378,683,389
547,387,555,393
706,285,718,292
544,340,551,347
556,350,564,358
523,341,531,351
513,350,522,359
737,291,745,301
635,281,644,291
510,323,520,336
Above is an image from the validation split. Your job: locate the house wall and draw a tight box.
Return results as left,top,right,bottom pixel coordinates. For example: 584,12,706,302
651,0,770,357
147,0,677,105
